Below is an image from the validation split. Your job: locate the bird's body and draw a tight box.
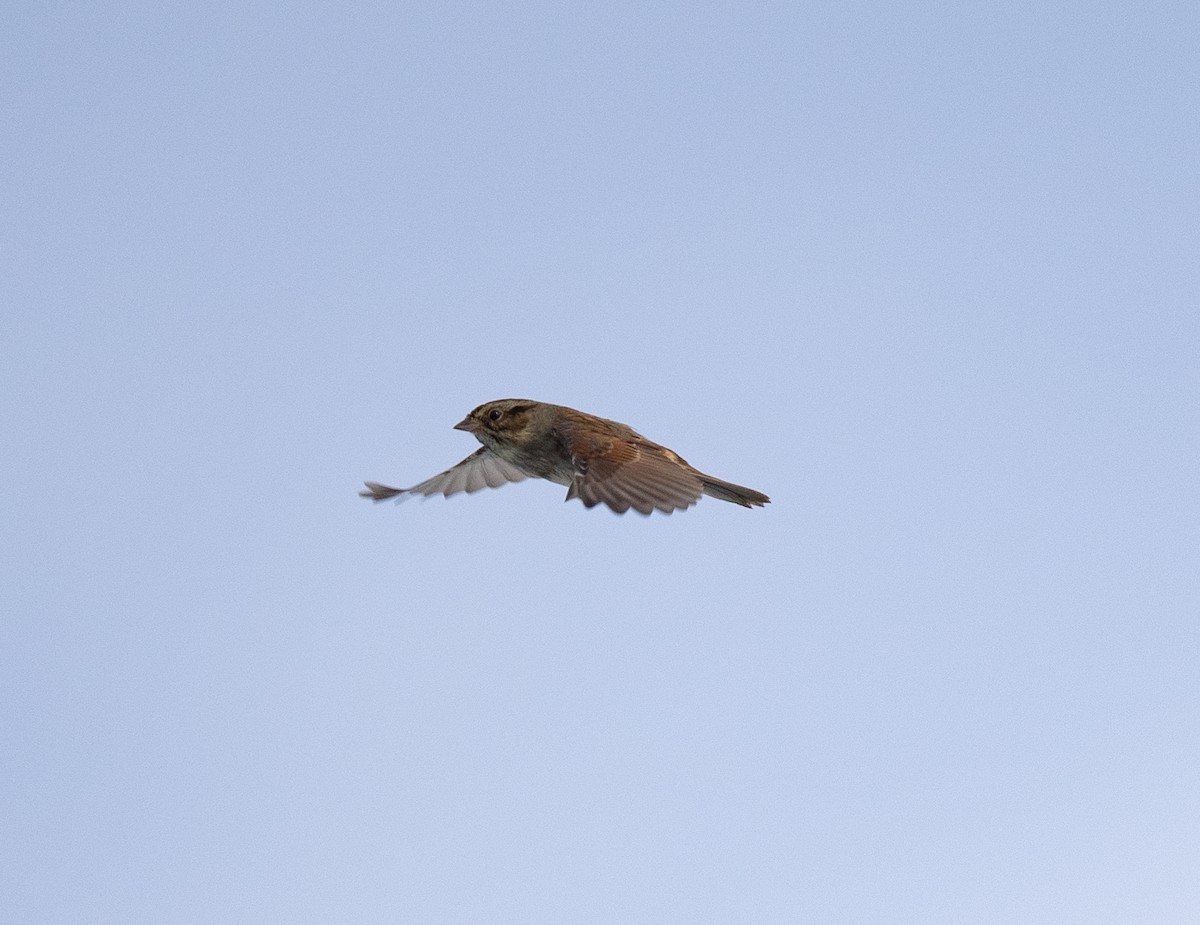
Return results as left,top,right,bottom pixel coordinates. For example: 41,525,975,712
361,399,769,516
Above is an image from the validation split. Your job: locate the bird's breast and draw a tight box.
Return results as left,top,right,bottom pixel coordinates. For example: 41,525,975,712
485,433,574,485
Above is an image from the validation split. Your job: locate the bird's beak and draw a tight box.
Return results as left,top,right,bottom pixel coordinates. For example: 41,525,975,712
454,416,479,433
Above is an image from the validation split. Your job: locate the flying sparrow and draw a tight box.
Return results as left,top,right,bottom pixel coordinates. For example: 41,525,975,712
361,399,770,516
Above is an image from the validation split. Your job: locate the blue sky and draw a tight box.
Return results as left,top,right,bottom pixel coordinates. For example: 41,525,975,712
3,2,1198,922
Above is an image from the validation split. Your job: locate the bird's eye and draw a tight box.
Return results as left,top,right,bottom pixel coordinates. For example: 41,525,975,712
487,409,502,422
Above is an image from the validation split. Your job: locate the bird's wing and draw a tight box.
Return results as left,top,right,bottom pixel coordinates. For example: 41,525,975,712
361,447,529,502
563,434,703,515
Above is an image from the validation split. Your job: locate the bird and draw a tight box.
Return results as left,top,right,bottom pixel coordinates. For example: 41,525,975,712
360,399,770,516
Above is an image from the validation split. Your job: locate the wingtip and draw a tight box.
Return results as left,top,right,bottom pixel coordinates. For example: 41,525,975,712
360,481,405,502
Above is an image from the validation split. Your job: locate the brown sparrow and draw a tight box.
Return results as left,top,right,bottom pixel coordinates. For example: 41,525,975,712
361,399,769,516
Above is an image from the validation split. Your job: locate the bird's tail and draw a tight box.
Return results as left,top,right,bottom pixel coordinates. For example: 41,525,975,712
698,475,770,508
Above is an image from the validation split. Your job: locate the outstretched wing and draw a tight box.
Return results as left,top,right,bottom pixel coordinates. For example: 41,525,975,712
361,447,529,502
563,435,704,515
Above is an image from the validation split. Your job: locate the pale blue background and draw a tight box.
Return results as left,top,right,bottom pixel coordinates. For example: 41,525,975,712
3,2,1198,922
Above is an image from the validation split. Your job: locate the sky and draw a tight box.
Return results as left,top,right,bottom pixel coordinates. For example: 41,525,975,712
2,1,1198,922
